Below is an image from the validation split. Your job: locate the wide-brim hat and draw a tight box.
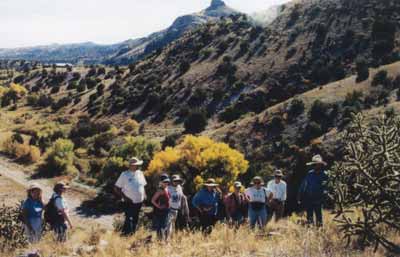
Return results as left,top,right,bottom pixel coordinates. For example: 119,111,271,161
274,170,284,177
252,176,264,185
54,181,70,191
171,175,183,183
129,157,143,166
204,178,219,187
307,154,327,166
161,178,171,183
233,181,243,188
28,183,42,192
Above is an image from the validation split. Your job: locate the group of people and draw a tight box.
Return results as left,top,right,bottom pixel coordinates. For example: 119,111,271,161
113,154,329,240
20,154,328,244
21,181,72,243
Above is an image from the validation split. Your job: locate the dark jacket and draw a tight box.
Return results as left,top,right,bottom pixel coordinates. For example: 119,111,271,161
298,170,329,204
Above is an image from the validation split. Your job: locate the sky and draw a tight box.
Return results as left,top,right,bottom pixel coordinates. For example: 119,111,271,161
0,0,289,49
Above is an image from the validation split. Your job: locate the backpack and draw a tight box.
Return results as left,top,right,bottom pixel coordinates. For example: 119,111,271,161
44,195,64,225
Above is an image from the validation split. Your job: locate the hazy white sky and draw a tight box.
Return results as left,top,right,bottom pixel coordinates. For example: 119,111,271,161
0,0,288,48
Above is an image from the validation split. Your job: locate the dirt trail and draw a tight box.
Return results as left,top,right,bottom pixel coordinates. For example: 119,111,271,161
0,157,114,229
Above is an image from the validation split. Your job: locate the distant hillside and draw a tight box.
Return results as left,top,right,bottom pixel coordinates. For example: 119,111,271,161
0,0,240,65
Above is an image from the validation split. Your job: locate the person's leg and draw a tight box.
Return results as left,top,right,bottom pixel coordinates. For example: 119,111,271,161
248,208,257,229
275,202,284,221
166,210,178,238
259,207,267,228
315,203,323,227
131,202,143,233
305,202,314,225
123,202,134,235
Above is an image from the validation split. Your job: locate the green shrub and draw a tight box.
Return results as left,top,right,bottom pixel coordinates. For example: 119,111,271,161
372,70,389,87
40,139,78,177
110,136,160,168
287,98,305,120
184,110,208,134
0,205,27,252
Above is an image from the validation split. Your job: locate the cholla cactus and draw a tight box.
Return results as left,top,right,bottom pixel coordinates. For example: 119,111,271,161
0,204,27,251
330,113,400,253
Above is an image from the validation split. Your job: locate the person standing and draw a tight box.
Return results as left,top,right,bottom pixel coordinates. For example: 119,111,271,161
224,181,247,228
245,176,272,230
267,170,287,221
114,157,147,235
166,175,190,236
48,182,73,242
298,155,329,227
151,176,171,240
192,178,221,234
22,184,44,243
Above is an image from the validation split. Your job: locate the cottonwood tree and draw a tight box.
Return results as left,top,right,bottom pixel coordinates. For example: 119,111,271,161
330,113,400,253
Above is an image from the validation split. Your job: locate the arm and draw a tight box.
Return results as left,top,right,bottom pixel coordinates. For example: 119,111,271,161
22,207,33,230
283,183,287,202
151,191,162,209
192,192,202,212
181,195,190,221
60,209,73,229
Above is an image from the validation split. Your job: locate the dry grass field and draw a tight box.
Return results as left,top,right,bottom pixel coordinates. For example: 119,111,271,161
6,213,396,257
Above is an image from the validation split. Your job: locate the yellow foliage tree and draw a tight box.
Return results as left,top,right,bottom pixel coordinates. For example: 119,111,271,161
148,135,249,193
9,83,28,97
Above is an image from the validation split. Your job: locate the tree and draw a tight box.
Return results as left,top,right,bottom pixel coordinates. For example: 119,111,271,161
147,135,249,194
184,110,208,134
356,59,369,82
40,139,78,176
330,114,400,254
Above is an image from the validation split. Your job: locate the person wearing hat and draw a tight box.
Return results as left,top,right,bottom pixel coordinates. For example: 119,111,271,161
114,157,147,235
224,181,247,228
22,184,44,243
166,175,190,236
298,154,329,226
266,170,287,221
48,181,73,242
245,176,272,229
151,175,171,240
192,178,221,234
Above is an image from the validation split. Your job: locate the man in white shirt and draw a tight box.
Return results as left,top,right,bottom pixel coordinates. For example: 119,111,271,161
267,170,287,221
114,157,147,235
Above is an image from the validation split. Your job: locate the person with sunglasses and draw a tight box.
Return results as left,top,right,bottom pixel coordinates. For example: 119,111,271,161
245,176,272,229
267,170,287,221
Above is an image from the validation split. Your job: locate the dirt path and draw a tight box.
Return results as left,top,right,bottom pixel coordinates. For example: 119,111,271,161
0,157,114,229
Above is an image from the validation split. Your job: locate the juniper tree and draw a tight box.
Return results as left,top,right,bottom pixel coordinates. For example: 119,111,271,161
330,113,400,253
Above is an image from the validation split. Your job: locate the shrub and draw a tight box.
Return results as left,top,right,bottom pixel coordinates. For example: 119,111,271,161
28,146,41,163
331,114,400,254
110,136,160,167
26,94,39,106
37,94,54,108
11,133,24,144
100,156,127,184
287,98,305,120
123,119,140,135
372,70,389,87
178,61,190,75
355,59,369,82
0,205,27,252
40,139,78,176
148,135,249,194
184,110,208,134
77,83,86,92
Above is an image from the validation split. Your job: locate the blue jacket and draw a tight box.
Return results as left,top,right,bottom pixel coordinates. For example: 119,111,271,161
299,170,328,204
192,188,219,216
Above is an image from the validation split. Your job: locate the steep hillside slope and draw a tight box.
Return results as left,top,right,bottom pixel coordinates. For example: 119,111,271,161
99,0,399,124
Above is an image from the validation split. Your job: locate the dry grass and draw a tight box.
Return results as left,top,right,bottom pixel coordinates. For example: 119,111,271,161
7,213,391,257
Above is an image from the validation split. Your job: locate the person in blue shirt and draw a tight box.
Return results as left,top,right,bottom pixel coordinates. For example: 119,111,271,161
22,184,44,243
298,155,329,227
192,178,221,234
